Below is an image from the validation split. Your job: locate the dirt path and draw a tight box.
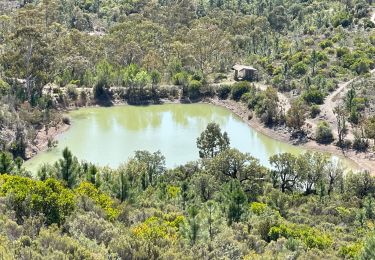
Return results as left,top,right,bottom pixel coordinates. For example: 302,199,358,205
306,66,375,140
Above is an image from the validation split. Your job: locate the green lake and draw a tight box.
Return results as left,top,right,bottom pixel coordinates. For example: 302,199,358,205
24,103,351,172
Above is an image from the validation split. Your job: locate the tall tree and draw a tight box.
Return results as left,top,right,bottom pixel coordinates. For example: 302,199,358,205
269,153,299,192
56,147,79,188
187,205,200,245
334,104,348,147
296,152,329,194
286,99,306,132
134,150,165,187
226,180,247,225
197,122,230,158
326,161,344,195
0,152,14,174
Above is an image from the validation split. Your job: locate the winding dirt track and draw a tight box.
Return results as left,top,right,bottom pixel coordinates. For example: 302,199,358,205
304,9,375,138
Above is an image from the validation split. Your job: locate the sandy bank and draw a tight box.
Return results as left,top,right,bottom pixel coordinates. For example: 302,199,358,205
26,123,70,159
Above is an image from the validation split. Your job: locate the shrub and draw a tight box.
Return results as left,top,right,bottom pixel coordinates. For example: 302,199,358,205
302,88,324,104
353,135,369,152
66,84,79,100
231,82,251,101
172,72,189,86
214,73,228,83
0,78,10,96
336,47,350,58
250,202,267,215
217,85,231,99
93,83,106,100
0,175,75,225
351,58,372,74
131,214,185,242
333,12,352,27
76,182,119,220
339,243,362,259
291,61,308,76
188,80,202,99
316,121,334,144
319,39,333,49
310,105,321,118
268,223,332,250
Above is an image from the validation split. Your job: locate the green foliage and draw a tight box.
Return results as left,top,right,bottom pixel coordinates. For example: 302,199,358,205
316,121,334,144
361,234,375,260
365,115,375,140
196,122,230,158
217,84,231,100
226,180,247,225
286,100,306,131
55,147,79,188
0,78,10,96
310,104,321,118
253,87,280,126
173,72,189,86
131,214,185,242
0,0,375,258
339,243,362,259
0,175,75,225
291,61,307,76
0,152,15,174
231,82,250,101
319,40,333,50
76,182,119,220
268,223,332,249
353,134,369,152
188,79,202,99
302,88,324,104
250,202,267,215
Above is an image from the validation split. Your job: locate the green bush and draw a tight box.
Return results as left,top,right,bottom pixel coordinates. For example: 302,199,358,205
336,47,350,58
332,12,352,28
339,243,362,259
172,72,189,86
188,80,202,99
291,61,308,76
353,135,369,152
250,202,267,215
231,82,251,101
302,88,324,104
76,182,119,220
310,105,321,118
268,223,332,250
0,78,10,96
0,175,75,225
66,84,79,100
217,85,231,99
316,121,334,144
319,39,333,49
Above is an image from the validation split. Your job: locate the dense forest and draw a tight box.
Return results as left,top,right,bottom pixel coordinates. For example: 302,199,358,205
1,0,375,259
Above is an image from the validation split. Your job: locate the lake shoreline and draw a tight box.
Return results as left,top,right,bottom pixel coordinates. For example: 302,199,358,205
28,98,374,172
206,98,375,172
27,123,71,159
